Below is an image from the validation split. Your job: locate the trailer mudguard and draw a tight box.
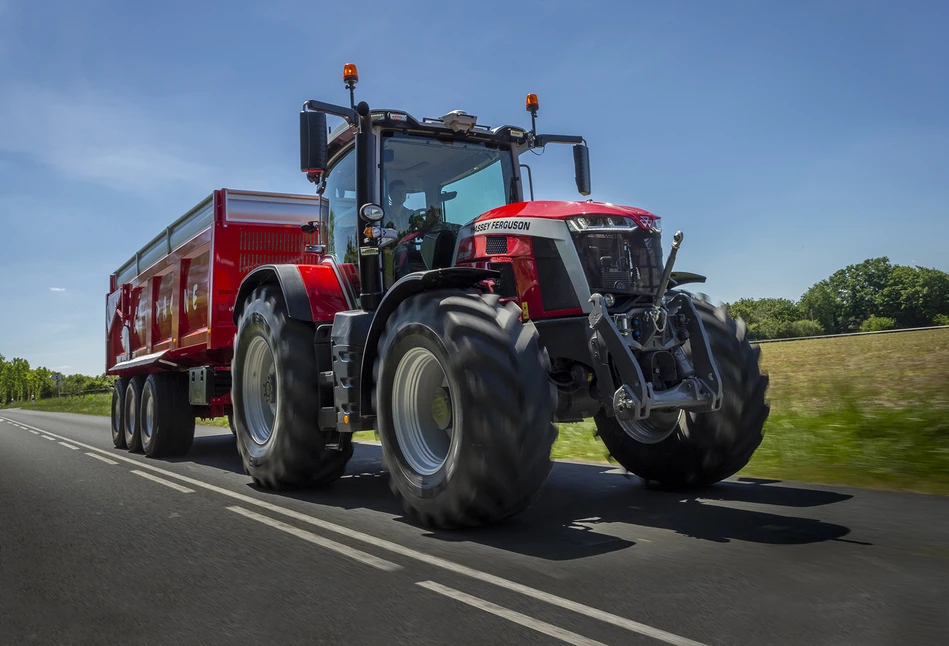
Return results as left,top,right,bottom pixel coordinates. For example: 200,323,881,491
233,264,350,324
358,267,498,415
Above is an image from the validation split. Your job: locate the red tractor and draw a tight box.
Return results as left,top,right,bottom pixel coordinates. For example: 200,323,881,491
107,65,768,528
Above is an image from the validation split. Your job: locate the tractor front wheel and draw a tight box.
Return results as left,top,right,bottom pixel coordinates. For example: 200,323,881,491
596,298,769,488
375,290,557,528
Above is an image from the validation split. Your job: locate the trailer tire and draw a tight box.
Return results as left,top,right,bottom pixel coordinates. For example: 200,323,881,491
111,378,128,449
124,376,146,453
375,290,557,528
232,284,352,489
595,298,769,488
141,373,196,458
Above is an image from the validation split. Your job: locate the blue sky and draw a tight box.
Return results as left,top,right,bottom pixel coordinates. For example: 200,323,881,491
1,0,947,376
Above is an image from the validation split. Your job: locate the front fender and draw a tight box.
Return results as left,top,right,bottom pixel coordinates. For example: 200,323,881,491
358,267,498,415
233,264,349,324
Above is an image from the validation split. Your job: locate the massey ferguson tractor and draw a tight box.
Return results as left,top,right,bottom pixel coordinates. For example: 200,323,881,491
106,64,768,528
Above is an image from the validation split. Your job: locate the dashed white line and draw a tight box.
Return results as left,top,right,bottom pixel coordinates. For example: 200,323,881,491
227,506,401,572
418,581,607,646
58,442,80,450
130,470,195,493
42,435,56,441
4,417,707,646
29,430,40,435
86,452,118,465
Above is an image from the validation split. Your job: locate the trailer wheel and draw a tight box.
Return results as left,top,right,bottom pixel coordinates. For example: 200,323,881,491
124,376,146,453
232,284,352,489
595,298,769,488
375,290,557,528
111,378,128,449
141,373,196,458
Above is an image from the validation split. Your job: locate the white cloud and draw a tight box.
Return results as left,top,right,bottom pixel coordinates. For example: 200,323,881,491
49,287,66,292
0,83,213,192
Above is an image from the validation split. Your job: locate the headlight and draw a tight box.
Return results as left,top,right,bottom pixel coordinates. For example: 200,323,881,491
360,203,385,222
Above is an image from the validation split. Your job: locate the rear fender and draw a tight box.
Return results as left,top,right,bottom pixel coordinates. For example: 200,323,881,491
233,264,350,324
358,267,498,415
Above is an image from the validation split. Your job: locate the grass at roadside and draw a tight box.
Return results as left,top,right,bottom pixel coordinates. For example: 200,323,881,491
7,328,948,494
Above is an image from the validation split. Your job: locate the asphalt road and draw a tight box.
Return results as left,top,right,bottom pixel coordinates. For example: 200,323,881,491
1,410,947,646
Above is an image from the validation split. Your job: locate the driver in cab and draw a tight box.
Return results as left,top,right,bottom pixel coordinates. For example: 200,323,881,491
385,180,413,235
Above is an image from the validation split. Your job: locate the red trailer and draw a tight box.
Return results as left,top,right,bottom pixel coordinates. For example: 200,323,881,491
105,189,354,449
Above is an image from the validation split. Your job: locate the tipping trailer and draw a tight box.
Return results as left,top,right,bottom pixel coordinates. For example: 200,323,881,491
105,190,352,452
107,64,768,528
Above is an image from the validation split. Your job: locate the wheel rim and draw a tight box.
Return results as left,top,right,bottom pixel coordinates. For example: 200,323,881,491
391,346,454,476
242,335,277,445
125,390,136,438
618,409,681,445
112,390,121,435
141,386,154,442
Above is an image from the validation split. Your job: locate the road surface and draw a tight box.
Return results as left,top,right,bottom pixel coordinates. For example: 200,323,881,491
2,409,947,645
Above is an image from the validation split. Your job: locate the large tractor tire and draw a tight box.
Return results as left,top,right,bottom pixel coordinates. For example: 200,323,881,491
124,376,146,453
595,297,769,488
111,378,128,449
375,290,557,528
232,284,352,489
141,373,195,458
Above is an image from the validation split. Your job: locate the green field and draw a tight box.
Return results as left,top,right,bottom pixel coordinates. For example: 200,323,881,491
6,328,948,494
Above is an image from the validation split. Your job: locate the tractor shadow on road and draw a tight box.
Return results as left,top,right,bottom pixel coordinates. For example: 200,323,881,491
176,435,858,561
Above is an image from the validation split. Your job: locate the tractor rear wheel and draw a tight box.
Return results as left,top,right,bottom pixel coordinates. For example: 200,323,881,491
111,378,128,449
141,373,195,458
595,298,769,488
232,284,352,489
375,290,557,528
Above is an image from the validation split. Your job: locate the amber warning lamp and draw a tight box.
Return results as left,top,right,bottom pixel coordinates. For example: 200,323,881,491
344,63,359,108
526,93,539,136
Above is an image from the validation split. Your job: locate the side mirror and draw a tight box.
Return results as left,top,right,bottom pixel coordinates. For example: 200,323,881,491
573,144,591,196
300,111,328,173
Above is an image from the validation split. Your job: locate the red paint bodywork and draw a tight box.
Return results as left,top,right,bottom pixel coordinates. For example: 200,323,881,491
457,201,659,320
105,189,331,380
477,200,659,230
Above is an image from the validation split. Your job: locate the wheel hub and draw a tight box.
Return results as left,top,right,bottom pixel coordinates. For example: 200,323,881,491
618,409,681,445
242,335,278,445
391,347,454,476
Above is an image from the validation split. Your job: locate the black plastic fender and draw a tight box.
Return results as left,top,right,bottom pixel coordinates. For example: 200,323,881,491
358,267,498,415
233,264,314,324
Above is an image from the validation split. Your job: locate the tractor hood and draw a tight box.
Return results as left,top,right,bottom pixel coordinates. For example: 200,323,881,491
474,201,659,231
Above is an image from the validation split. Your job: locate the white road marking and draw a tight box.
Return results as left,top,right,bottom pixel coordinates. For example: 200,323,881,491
58,442,80,450
4,417,707,646
418,581,607,646
42,435,56,441
86,452,118,465
29,430,40,435
227,506,401,572
130,470,195,493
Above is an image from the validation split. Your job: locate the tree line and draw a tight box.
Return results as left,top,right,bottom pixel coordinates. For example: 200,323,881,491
0,353,115,404
726,257,949,340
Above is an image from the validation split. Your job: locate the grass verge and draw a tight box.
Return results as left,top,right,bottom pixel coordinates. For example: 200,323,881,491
6,329,947,494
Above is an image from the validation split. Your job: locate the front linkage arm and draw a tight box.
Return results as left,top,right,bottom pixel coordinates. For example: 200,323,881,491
587,293,724,422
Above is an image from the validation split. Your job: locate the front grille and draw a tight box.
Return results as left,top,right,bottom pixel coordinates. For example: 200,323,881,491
486,236,509,255
571,229,663,296
533,238,581,312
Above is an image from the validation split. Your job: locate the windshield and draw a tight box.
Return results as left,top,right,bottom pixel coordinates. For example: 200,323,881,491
380,132,516,237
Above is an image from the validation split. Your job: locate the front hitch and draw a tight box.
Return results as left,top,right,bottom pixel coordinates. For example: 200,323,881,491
587,293,724,421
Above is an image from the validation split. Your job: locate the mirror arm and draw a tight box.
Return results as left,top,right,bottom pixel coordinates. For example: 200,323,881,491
302,99,358,125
